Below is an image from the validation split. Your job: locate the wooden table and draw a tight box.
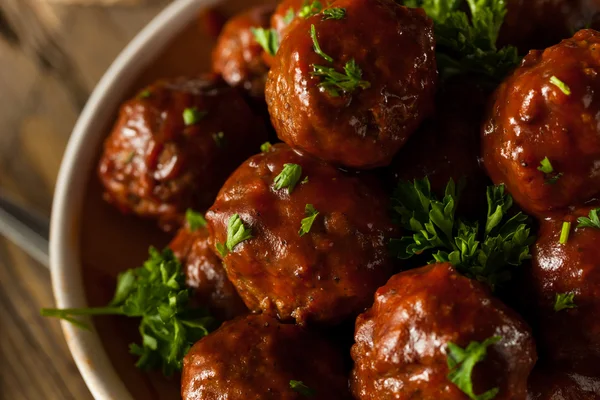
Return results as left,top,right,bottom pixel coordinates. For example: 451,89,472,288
0,1,169,398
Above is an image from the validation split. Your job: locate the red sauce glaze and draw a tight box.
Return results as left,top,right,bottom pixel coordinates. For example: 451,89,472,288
389,79,491,217
527,365,600,399
97,75,267,231
181,314,352,400
169,224,247,321
265,0,437,169
499,0,600,54
351,263,537,400
516,206,600,375
482,30,600,217
212,5,274,99
206,143,399,325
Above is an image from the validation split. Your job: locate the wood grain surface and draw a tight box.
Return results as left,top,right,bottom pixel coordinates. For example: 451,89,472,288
0,1,169,398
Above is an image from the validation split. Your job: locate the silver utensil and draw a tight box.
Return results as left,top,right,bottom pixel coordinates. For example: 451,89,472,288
0,189,50,267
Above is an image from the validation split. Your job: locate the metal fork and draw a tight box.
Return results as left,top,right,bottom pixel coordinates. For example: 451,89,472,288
0,189,50,267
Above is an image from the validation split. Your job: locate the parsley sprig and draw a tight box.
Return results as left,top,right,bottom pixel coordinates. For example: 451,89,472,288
406,0,520,81
216,214,253,257
41,248,215,375
577,208,600,229
298,0,323,18
390,178,535,288
299,204,319,236
251,27,279,56
186,209,207,232
554,292,577,312
447,336,502,400
290,380,316,397
274,163,303,194
309,24,370,96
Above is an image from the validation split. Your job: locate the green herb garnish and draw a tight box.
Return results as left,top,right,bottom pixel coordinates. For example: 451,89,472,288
299,204,319,236
138,89,152,99
537,157,554,174
447,336,502,400
225,214,253,252
251,27,279,56
550,76,571,95
322,7,346,20
559,221,571,244
577,208,600,229
311,60,370,97
274,163,303,194
298,1,322,18
554,292,577,312
390,178,535,288
186,209,207,232
41,248,215,375
310,24,333,62
183,107,206,126
290,380,316,397
260,141,273,153
406,0,520,81
283,7,296,25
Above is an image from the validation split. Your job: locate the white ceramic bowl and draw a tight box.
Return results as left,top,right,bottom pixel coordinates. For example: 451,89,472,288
49,1,221,398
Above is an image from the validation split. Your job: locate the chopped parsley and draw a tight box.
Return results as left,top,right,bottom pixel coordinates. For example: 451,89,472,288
185,209,207,231
260,141,273,153
559,221,571,244
322,7,346,20
311,61,371,97
390,178,535,288
301,176,309,184
283,7,296,25
537,157,554,174
447,336,502,400
251,27,279,56
537,157,562,184
290,380,316,397
183,107,206,126
550,76,571,95
212,131,225,148
41,248,215,375
298,1,322,18
138,89,151,99
406,0,520,81
554,292,577,312
225,214,253,252
310,24,333,62
299,204,319,236
274,163,303,194
216,214,253,257
577,208,600,229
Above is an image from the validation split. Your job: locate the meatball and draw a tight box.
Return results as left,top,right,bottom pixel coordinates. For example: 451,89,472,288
499,0,600,53
516,206,600,374
206,143,398,325
212,5,274,98
181,314,352,400
98,75,267,231
482,30,600,217
169,223,247,321
527,366,600,400
389,80,490,217
351,263,537,400
265,0,437,169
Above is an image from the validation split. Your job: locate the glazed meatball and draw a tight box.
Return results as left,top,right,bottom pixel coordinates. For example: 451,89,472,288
516,206,600,375
351,263,537,400
98,75,267,231
266,0,437,169
499,0,600,53
206,143,398,325
169,223,247,321
527,366,600,400
212,5,274,98
389,80,490,217
482,30,600,217
181,314,352,400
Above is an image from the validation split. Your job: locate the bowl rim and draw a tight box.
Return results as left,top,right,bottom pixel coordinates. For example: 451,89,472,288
49,0,220,398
